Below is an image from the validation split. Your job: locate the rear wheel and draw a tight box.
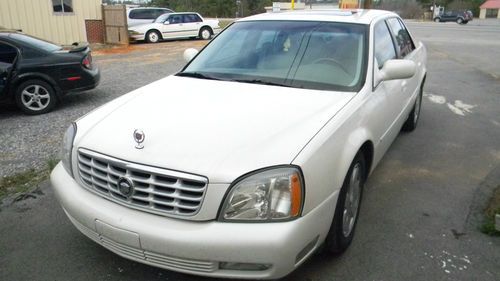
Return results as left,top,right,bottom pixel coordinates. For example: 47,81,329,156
199,27,212,40
402,83,423,132
325,152,366,254
456,17,463,24
146,30,161,43
15,79,57,115
434,17,441,22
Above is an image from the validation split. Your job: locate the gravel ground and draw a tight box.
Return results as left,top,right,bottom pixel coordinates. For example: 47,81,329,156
0,39,208,178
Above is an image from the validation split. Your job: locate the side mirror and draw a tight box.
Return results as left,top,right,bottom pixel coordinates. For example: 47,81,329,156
183,48,198,63
163,21,170,25
378,59,416,82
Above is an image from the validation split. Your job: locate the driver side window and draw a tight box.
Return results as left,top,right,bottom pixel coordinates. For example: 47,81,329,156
168,15,182,24
374,21,396,69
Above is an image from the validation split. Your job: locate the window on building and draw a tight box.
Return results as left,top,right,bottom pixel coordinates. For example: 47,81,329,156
52,0,74,13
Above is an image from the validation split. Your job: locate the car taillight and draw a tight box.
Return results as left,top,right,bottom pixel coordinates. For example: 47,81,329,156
82,53,92,69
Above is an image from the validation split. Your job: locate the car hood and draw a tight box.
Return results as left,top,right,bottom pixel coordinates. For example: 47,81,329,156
77,76,355,183
131,22,163,32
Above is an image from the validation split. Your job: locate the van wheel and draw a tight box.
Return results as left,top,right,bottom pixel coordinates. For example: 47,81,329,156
402,83,423,132
199,27,212,40
15,79,57,115
146,30,161,43
324,151,365,254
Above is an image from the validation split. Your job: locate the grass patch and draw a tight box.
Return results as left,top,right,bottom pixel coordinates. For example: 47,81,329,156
480,185,500,236
219,19,234,29
0,157,59,200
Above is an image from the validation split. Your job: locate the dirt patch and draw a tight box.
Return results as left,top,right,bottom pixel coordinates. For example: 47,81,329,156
92,44,147,56
481,185,500,236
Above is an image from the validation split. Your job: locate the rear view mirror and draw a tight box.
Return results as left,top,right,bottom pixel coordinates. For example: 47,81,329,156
378,59,416,82
183,48,198,63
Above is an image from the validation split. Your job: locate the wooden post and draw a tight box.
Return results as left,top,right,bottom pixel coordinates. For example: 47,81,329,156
364,0,372,9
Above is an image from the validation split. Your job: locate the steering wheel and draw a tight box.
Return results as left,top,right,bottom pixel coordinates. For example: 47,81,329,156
312,58,349,74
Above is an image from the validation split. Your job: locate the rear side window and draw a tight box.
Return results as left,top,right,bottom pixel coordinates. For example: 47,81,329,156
183,14,202,23
154,9,171,18
0,42,18,64
374,21,396,69
387,18,415,58
130,9,155,20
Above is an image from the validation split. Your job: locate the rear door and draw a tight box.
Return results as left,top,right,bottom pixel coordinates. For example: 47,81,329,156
182,14,203,37
0,41,18,98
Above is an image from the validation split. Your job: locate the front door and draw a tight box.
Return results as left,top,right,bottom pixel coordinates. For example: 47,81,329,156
161,14,186,39
370,20,405,159
0,42,18,98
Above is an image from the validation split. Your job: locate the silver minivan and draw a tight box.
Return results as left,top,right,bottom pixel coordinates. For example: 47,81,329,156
127,7,174,27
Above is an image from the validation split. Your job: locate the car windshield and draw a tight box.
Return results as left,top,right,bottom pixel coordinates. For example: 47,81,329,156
10,33,61,52
181,20,368,91
154,13,171,23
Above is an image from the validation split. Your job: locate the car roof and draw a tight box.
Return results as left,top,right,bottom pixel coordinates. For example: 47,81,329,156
129,7,171,10
238,9,396,25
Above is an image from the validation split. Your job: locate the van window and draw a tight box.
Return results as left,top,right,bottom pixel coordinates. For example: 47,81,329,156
129,9,155,20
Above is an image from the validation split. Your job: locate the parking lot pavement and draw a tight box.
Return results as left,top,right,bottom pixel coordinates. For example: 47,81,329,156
1,21,499,281
0,39,207,178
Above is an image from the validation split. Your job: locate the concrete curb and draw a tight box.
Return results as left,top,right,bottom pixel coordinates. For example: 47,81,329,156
496,214,500,231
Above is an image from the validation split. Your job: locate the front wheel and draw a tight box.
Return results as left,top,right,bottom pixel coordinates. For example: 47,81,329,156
434,17,441,22
15,79,57,115
456,17,463,24
146,30,161,43
324,152,366,254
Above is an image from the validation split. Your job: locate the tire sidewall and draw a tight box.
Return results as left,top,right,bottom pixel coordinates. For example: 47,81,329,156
325,152,366,254
15,79,57,115
146,30,160,43
200,27,212,40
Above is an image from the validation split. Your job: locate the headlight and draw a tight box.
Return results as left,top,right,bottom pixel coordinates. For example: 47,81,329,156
128,30,139,35
61,122,77,177
220,167,304,222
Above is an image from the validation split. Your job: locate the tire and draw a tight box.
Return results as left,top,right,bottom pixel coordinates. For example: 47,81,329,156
402,83,423,132
146,30,161,43
456,17,463,24
434,17,440,22
15,79,57,115
199,27,212,40
324,151,366,254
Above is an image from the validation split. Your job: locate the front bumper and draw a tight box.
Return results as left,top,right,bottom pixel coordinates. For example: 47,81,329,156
51,163,336,279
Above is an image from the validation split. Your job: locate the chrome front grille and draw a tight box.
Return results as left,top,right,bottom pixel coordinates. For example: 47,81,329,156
77,148,208,217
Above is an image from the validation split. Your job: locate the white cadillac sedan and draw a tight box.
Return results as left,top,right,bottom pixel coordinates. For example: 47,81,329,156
52,10,426,279
128,12,220,43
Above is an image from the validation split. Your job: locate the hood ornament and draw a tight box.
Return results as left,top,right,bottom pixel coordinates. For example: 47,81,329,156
133,129,145,149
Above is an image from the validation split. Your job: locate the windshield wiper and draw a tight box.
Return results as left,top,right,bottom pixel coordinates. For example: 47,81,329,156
176,72,221,81
232,79,291,88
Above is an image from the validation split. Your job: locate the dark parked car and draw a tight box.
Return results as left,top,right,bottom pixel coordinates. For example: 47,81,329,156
434,10,472,24
0,31,100,114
